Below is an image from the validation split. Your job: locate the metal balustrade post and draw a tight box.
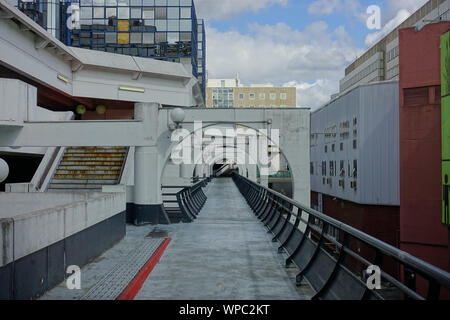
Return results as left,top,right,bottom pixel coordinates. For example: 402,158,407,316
272,202,293,242
295,223,329,286
278,208,301,253
312,233,350,300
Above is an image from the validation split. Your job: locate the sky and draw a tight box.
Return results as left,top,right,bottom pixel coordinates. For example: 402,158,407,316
193,0,429,109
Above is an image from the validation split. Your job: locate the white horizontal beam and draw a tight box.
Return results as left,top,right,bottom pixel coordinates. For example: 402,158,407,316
0,120,157,147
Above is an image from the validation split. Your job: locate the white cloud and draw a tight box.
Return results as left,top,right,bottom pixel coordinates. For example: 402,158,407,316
284,79,337,109
194,0,288,20
206,21,363,110
364,9,410,47
308,0,365,22
364,0,428,47
383,0,428,22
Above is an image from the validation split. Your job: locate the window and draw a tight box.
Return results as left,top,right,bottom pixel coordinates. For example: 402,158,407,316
142,32,154,44
118,7,129,19
155,7,167,19
167,7,179,19
180,7,191,18
280,92,287,100
340,143,343,151
249,93,255,100
329,161,334,176
322,161,327,176
340,160,345,176
239,93,244,100
270,93,276,100
310,162,314,175
94,7,104,18
259,93,266,100
353,160,358,178
353,140,357,149
332,144,335,152
221,80,225,87
325,145,328,153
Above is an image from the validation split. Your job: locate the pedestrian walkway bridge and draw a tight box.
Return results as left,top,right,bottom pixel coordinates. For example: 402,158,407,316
40,177,450,301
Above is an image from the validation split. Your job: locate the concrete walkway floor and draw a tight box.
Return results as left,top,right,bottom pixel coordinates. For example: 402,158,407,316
40,178,313,300
135,178,312,300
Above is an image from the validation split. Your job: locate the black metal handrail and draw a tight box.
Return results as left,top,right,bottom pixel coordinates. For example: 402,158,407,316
162,178,210,223
232,173,450,300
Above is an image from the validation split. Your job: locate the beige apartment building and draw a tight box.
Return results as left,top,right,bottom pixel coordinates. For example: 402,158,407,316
339,0,450,95
206,76,297,108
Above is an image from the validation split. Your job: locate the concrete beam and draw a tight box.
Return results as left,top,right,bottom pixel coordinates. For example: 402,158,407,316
0,120,150,147
34,37,50,50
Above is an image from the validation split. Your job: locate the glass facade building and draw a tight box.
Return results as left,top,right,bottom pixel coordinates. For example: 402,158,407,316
15,0,206,100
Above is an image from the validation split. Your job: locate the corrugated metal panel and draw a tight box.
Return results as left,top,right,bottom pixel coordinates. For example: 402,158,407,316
311,82,399,205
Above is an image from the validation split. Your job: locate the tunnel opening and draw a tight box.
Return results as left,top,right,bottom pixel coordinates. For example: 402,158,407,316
0,153,43,191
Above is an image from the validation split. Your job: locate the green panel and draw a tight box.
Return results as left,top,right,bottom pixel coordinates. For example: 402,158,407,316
442,32,450,97
441,31,450,226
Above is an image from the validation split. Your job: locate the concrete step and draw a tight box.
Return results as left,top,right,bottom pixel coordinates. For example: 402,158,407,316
59,161,124,166
48,146,127,192
66,147,126,151
48,184,106,190
62,152,126,158
55,169,121,175
57,165,123,171
53,174,120,180
62,156,125,162
65,148,127,152
47,189,102,192
51,179,118,184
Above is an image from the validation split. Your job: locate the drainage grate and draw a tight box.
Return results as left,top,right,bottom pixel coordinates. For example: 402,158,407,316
79,238,165,300
146,228,169,238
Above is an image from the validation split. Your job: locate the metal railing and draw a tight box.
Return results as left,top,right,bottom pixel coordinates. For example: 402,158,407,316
232,173,450,300
162,178,210,223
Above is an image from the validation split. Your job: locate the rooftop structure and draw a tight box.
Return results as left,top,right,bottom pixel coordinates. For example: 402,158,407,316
339,0,450,95
206,76,297,109
12,0,206,99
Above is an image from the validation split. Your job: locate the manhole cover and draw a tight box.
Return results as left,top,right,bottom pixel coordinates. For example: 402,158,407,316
146,228,169,238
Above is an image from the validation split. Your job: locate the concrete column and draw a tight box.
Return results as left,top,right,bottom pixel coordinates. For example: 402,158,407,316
248,164,257,182
260,175,269,188
131,146,168,225
129,102,169,225
181,163,195,184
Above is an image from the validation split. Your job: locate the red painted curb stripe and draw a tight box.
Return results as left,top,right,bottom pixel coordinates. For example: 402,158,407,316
116,237,172,300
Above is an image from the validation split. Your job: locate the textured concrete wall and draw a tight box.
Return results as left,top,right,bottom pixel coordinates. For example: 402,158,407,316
0,192,126,267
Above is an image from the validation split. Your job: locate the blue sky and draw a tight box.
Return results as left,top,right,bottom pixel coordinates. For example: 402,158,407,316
209,0,376,48
194,0,428,109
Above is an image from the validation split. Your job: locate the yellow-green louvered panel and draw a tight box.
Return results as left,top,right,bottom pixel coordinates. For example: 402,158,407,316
441,31,450,226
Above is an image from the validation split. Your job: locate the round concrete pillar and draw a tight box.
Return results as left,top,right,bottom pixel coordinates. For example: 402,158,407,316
131,146,168,225
0,158,9,183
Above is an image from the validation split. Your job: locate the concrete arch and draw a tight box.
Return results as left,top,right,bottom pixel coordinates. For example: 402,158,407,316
160,122,293,186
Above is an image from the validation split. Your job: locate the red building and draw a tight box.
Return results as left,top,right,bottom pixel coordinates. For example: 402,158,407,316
398,22,450,290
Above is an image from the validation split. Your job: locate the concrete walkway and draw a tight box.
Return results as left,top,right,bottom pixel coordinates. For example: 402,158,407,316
135,178,310,300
